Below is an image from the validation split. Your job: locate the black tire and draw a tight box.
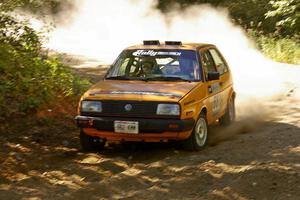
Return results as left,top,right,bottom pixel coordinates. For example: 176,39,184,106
182,112,208,151
80,130,106,152
219,96,236,126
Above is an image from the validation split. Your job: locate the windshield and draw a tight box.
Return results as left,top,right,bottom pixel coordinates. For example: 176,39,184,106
106,49,201,81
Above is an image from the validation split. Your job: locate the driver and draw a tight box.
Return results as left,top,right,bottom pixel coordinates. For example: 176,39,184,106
138,57,158,77
141,61,154,75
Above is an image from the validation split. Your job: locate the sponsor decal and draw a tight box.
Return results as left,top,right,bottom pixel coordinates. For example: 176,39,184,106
208,82,221,93
208,83,222,116
132,50,181,57
89,90,183,98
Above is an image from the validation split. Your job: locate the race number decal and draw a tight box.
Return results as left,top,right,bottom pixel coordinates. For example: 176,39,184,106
212,95,222,116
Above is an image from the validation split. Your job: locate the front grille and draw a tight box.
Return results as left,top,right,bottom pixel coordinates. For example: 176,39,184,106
81,100,178,119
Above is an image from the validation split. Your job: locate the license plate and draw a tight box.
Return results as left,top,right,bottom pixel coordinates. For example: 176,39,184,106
114,121,139,134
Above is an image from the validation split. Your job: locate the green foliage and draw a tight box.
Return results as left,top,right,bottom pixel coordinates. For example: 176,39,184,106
257,36,300,64
0,14,90,117
248,30,300,64
0,0,72,15
1,0,48,12
266,0,300,35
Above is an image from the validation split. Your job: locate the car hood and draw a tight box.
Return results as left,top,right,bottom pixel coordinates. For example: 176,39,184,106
83,80,198,102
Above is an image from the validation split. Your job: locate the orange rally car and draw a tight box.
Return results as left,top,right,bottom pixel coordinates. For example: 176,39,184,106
75,40,236,151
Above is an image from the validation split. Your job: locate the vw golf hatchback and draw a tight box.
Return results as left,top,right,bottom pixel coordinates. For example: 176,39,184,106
76,40,236,151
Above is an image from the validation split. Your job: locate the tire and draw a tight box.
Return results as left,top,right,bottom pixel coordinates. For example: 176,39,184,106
219,96,236,126
80,130,106,152
182,112,208,151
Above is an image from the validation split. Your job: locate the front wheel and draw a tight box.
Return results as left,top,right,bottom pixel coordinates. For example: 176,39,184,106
80,130,106,152
182,112,208,151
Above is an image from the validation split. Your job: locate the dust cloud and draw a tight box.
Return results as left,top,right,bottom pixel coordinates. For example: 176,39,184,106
45,0,299,124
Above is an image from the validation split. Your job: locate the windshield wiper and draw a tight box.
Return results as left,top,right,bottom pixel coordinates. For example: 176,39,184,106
105,76,132,80
143,76,192,82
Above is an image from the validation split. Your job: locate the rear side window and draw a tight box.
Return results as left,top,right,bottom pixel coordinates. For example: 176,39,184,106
208,49,228,74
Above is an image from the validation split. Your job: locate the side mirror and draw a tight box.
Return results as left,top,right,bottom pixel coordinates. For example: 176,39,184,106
207,72,220,81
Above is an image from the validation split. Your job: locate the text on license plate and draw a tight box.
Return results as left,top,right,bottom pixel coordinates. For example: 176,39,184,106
114,121,139,134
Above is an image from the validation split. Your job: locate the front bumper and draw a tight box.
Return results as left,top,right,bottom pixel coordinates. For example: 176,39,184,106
75,116,195,142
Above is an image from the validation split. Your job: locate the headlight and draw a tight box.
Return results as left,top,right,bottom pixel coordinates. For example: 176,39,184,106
81,101,102,112
157,104,180,116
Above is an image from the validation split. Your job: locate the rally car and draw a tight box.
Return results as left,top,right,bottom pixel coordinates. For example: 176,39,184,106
75,40,236,151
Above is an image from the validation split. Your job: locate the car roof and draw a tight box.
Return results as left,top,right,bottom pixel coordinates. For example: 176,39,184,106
126,42,216,51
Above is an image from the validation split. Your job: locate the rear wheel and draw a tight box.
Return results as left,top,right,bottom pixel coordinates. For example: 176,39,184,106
182,112,208,151
80,130,106,151
220,96,236,126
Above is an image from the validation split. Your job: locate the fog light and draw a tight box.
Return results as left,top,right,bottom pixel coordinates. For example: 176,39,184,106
78,120,88,125
88,119,94,126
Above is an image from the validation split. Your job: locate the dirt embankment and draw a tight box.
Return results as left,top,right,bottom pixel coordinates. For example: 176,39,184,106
1,64,300,200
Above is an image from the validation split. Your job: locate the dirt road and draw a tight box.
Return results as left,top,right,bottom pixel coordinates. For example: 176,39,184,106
1,64,300,200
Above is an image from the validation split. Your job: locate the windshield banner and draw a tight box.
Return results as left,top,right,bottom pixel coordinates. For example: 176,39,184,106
133,50,182,57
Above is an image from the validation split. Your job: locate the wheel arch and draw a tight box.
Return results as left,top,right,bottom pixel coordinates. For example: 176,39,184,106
228,89,236,103
199,106,207,118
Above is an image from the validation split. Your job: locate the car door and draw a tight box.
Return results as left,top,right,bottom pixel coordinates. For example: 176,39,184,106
199,48,223,123
208,48,231,117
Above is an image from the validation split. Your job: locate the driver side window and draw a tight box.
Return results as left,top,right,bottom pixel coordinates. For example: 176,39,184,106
208,48,228,75
201,50,217,80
